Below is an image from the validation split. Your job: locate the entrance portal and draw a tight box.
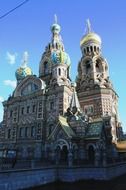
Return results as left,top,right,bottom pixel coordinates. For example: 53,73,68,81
88,145,95,164
60,145,68,164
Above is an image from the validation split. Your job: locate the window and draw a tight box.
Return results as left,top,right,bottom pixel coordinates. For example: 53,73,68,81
32,105,36,112
84,105,94,115
44,61,48,74
84,48,86,54
10,110,13,117
39,107,42,112
50,101,54,110
25,127,29,137
19,128,24,137
49,124,53,135
87,47,89,53
8,129,11,139
85,61,91,74
31,126,35,137
90,46,93,52
21,107,24,115
27,106,30,113
94,46,96,52
58,68,61,76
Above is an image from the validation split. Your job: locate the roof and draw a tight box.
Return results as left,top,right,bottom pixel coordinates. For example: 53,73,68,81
85,121,103,139
48,116,75,140
115,141,126,152
59,116,75,138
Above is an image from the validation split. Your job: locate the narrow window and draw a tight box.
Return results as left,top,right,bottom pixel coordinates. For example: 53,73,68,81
21,107,24,115
90,46,93,52
8,129,11,139
58,68,61,76
25,127,29,137
32,105,36,112
94,46,96,52
19,128,24,137
87,47,89,53
44,61,48,74
84,48,86,54
10,110,13,117
31,126,35,137
50,101,54,110
27,106,30,113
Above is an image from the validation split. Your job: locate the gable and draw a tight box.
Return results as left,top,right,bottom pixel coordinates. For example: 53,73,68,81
14,75,45,97
48,116,75,141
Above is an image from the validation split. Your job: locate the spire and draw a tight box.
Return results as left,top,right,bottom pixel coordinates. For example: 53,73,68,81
21,51,29,68
86,19,91,34
70,84,81,111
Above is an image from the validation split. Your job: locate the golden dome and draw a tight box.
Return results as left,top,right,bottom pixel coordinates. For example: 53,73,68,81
80,32,101,46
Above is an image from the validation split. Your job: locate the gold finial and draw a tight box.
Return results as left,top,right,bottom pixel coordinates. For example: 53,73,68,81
54,14,58,24
86,19,91,33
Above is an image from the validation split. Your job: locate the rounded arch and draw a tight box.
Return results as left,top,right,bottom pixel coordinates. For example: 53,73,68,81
86,143,96,151
39,56,51,77
54,139,69,150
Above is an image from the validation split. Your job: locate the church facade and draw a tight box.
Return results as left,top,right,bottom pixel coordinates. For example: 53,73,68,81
0,18,125,167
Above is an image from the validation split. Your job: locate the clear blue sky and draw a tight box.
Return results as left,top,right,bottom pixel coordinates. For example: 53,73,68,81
0,0,126,131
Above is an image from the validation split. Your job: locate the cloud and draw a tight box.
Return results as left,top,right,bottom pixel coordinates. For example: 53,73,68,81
6,52,17,65
0,96,4,102
3,80,16,88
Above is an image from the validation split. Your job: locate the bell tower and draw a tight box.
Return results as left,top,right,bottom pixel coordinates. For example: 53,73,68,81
76,20,120,142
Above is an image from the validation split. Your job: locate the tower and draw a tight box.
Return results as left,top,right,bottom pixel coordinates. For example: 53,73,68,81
39,16,73,120
39,15,71,87
76,20,119,142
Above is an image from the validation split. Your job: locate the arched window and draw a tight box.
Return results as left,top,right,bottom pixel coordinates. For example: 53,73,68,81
31,126,35,137
85,60,91,74
87,47,89,53
84,48,86,54
90,46,93,52
58,68,61,76
96,59,103,73
94,46,96,52
44,61,48,74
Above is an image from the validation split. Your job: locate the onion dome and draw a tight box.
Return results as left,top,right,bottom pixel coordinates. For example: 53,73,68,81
51,23,61,34
15,52,33,83
80,19,101,47
51,50,71,66
15,66,33,81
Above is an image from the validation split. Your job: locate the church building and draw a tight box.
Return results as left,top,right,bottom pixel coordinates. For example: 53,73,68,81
0,17,125,167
